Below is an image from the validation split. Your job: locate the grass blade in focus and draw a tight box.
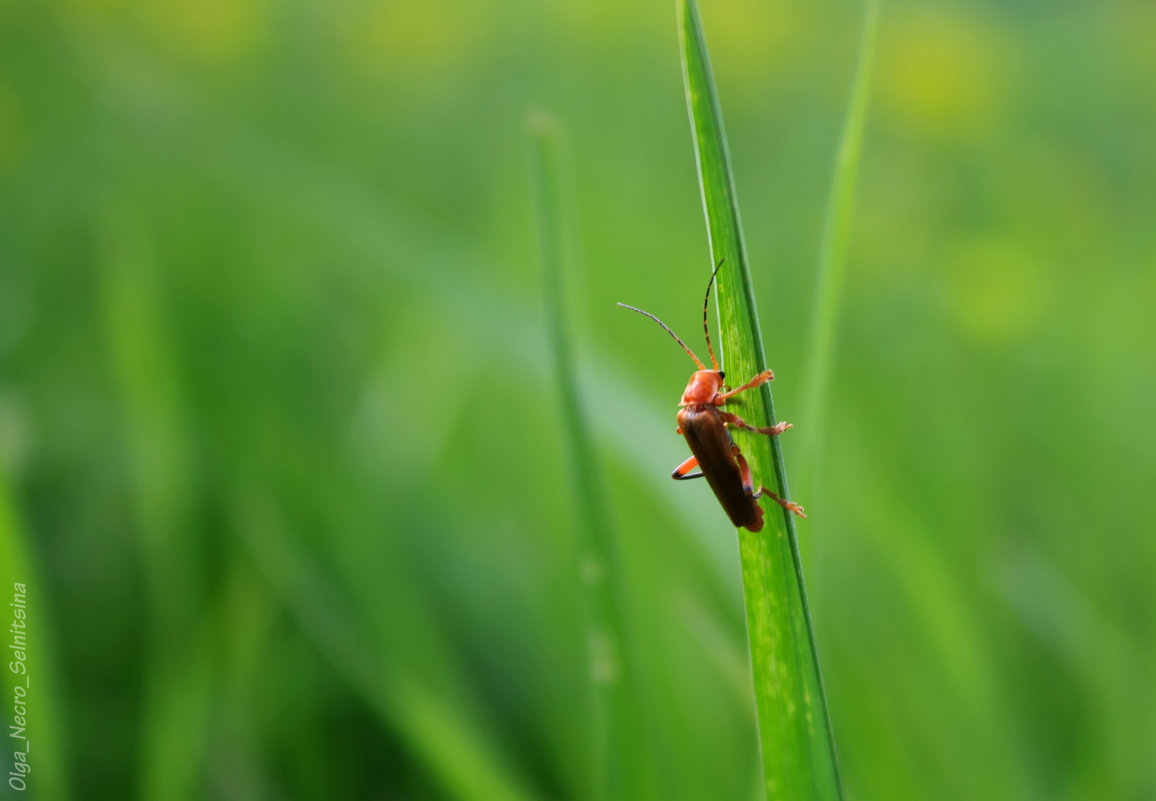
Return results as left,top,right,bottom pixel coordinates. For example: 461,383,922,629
677,1,842,798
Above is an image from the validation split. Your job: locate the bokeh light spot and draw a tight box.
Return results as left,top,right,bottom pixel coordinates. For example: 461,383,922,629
947,236,1049,343
878,10,1010,141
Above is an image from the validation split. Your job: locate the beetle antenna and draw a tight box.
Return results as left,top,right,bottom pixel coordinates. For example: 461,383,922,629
617,303,708,371
702,258,725,371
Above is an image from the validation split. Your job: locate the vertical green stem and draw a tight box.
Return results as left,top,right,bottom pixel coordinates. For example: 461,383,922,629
677,2,842,799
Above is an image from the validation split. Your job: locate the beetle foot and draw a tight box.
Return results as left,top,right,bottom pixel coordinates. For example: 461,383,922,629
784,502,807,518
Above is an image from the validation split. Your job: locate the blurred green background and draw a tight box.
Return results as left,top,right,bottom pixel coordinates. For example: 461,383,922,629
1,0,1154,799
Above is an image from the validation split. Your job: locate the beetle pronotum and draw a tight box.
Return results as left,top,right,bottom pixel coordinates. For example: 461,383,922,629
618,262,805,531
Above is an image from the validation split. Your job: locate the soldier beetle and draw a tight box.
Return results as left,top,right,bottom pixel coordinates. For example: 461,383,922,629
618,261,805,532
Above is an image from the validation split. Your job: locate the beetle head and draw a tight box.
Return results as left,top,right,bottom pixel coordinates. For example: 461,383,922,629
680,370,724,406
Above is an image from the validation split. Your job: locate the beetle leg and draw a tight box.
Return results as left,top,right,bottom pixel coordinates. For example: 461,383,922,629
752,485,807,518
735,450,757,496
736,450,807,517
715,369,774,403
721,411,792,436
671,454,704,480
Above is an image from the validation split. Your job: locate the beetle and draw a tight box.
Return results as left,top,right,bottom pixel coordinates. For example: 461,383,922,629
618,261,805,532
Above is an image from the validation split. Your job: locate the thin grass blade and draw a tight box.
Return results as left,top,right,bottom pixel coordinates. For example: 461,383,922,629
799,0,880,494
677,1,842,798
98,211,214,801
233,494,539,801
530,112,660,801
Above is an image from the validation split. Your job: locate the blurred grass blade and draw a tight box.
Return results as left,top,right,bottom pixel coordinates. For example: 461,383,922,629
234,494,539,801
529,112,616,799
677,1,842,799
530,112,654,801
799,0,879,493
98,210,214,801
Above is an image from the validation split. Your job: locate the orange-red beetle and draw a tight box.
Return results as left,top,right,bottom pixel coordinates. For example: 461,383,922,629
618,262,805,531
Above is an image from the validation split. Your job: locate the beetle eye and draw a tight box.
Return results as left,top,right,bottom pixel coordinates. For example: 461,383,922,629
718,371,725,379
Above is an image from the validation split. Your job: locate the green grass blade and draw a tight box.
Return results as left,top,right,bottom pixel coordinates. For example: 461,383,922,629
531,112,653,801
531,116,622,631
677,1,842,799
233,495,539,801
799,0,880,494
98,213,215,801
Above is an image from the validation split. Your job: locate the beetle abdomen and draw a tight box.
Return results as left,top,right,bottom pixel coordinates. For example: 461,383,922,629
677,406,763,531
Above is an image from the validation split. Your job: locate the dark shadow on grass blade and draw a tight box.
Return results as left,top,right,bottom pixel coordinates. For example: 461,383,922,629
676,1,843,799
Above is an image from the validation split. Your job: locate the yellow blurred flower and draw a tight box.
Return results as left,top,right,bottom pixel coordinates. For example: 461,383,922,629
136,0,267,64
877,9,1010,142
343,0,489,81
